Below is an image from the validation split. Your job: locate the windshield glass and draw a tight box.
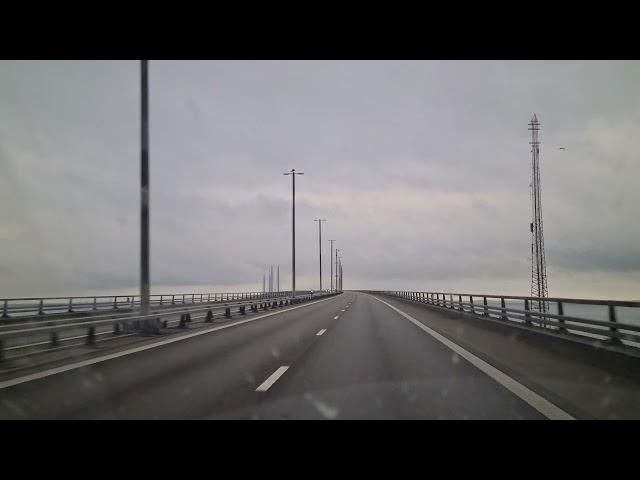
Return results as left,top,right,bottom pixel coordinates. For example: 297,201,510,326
1,60,639,420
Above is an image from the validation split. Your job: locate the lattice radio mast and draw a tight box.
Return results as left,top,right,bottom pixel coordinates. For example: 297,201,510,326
528,114,549,317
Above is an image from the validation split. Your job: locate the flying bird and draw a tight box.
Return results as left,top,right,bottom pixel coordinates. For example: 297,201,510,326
558,147,566,151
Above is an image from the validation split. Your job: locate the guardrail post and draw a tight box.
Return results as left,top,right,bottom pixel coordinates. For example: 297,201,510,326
0,340,3,361
225,307,232,318
192,294,195,304
160,295,164,306
171,295,175,305
240,305,246,315
180,314,188,328
608,304,621,344
501,297,507,320
271,301,277,309
182,294,186,304
68,298,74,313
38,299,45,315
112,296,117,310
557,302,566,332
262,302,268,311
483,296,488,316
86,327,96,345
2,300,9,318
114,323,121,334
200,294,203,303
51,332,59,347
524,299,531,325
458,295,463,311
206,309,214,322
470,296,474,315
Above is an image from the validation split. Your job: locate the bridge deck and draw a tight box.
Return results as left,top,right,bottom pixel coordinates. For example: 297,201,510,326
0,292,638,419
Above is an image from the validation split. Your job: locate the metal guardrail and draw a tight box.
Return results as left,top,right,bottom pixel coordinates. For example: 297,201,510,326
0,290,331,320
0,291,340,361
368,290,640,347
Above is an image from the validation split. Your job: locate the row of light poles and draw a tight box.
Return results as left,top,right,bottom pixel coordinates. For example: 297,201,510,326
262,265,280,294
284,170,342,297
138,62,341,329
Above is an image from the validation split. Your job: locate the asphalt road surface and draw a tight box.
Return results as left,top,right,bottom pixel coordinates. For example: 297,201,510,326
0,291,591,419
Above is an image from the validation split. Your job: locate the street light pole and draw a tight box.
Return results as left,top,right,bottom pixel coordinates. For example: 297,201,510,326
314,219,326,291
335,248,339,293
328,239,335,292
140,59,156,333
283,169,304,297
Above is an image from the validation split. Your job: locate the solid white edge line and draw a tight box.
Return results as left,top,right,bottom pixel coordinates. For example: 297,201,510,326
0,296,336,390
316,329,326,336
255,366,289,392
367,294,576,420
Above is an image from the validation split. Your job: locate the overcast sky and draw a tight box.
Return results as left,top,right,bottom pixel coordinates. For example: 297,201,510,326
0,60,639,299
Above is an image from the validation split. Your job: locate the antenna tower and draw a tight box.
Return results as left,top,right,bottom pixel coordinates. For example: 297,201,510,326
528,113,549,320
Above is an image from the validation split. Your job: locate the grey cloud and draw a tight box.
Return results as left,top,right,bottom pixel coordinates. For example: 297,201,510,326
1,60,639,299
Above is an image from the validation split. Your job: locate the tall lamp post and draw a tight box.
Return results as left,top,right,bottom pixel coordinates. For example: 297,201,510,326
140,60,157,333
328,239,336,292
283,169,304,297
314,219,326,291
335,248,339,293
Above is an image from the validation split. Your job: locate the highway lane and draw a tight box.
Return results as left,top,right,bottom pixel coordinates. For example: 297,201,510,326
0,291,555,419
0,293,349,419
225,293,546,419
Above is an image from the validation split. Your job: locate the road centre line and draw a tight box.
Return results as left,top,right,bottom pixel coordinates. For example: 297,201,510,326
255,366,289,392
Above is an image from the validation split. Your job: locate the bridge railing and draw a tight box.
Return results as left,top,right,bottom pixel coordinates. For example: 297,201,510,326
368,290,640,348
0,291,341,361
0,290,330,320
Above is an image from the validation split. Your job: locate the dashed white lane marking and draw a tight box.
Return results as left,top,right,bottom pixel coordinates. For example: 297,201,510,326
368,295,576,421
333,316,339,320
0,295,337,390
341,309,345,312
255,366,289,392
316,329,327,336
